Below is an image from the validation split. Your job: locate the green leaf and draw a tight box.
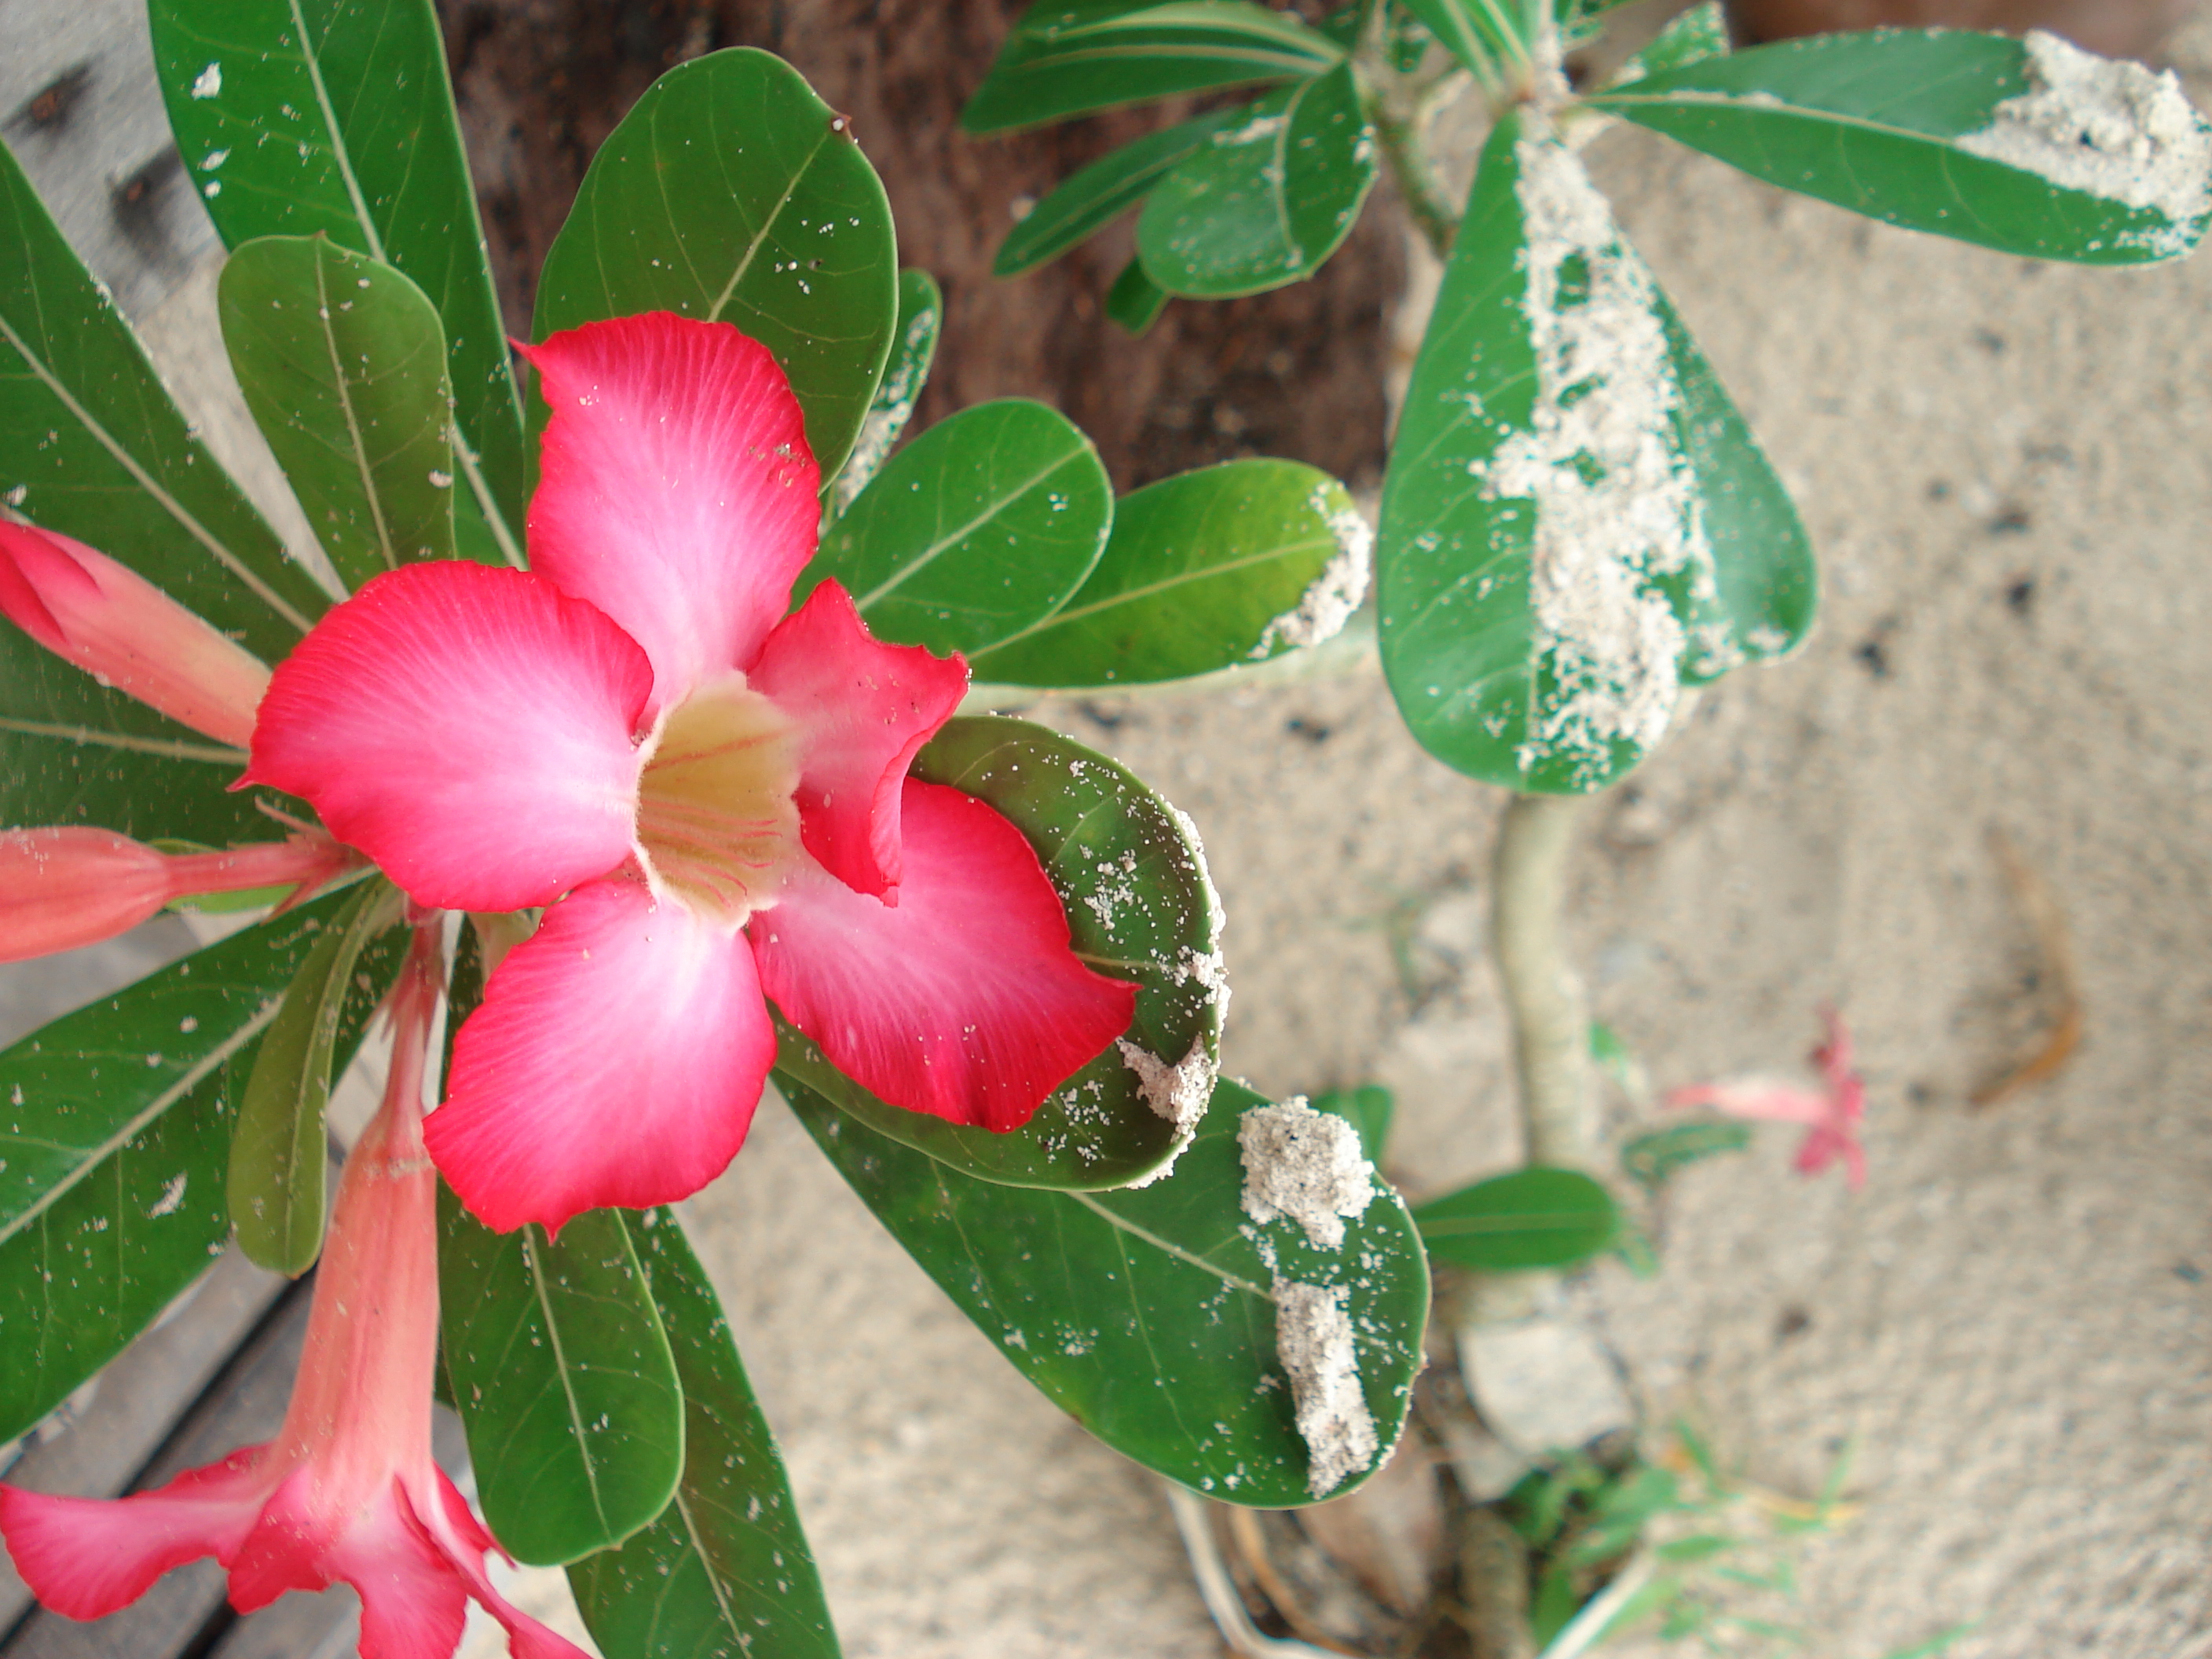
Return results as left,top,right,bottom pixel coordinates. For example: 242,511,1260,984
569,1209,840,1659
1137,64,1376,298
0,892,403,1441
0,138,329,848
1412,1166,1618,1271
1588,30,2212,266
1607,0,1727,85
1397,0,1537,77
1375,117,1812,793
229,877,400,1275
148,0,529,551
1310,1084,1393,1162
434,934,687,1568
1105,258,1170,335
807,400,1112,657
438,1197,688,1566
533,49,899,482
774,716,1221,1192
994,107,1246,276
1619,1120,1752,1191
969,460,1368,687
962,1,1344,134
219,236,456,592
827,269,941,517
789,1072,1429,1504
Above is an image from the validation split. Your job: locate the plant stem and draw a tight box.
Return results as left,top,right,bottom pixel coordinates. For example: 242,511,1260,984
1373,108,1460,262
1491,792,1594,1170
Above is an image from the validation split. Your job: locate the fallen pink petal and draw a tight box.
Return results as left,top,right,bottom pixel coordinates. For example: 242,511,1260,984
0,932,588,1659
1664,1008,1867,1188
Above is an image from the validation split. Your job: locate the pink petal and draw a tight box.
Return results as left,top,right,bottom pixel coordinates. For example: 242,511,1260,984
0,1449,274,1620
410,1468,593,1659
243,562,653,914
753,780,1137,1131
427,876,776,1233
522,314,820,713
0,828,172,963
0,522,271,748
1664,1079,1833,1127
748,581,968,899
313,1480,471,1659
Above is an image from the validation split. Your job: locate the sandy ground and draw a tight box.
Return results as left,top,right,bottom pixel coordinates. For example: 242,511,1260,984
5,8,2210,1657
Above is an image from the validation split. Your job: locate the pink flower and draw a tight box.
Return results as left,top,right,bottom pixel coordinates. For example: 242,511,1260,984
0,520,270,749
234,313,1135,1233
0,932,590,1659
0,825,357,961
1664,1007,1867,1188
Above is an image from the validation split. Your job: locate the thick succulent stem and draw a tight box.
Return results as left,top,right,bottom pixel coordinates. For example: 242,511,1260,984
1492,791,1595,1170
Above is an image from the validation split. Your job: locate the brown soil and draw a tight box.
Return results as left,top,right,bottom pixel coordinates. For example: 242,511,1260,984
433,0,1401,495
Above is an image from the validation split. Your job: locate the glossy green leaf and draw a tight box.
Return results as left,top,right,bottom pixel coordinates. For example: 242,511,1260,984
438,1198,687,1566
1588,30,2212,265
149,0,529,551
0,138,328,848
994,107,1245,276
827,269,941,516
1620,1120,1752,1191
1137,64,1376,297
1310,1085,1393,1162
807,400,1112,657
774,716,1221,1191
1412,1166,1617,1271
1105,258,1170,335
534,49,899,482
970,460,1367,687
962,1,1343,134
229,877,400,1275
569,1208,840,1659
1397,0,1537,77
0,893,403,1441
434,935,687,1568
1607,0,1727,85
790,1072,1428,1504
220,236,456,592
1376,117,1811,793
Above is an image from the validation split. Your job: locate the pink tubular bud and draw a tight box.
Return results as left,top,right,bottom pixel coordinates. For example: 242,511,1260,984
0,521,271,749
0,827,361,964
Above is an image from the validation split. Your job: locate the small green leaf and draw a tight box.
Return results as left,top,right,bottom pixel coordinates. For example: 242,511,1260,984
435,932,687,1568
229,878,400,1275
150,0,529,551
1606,0,1727,84
970,460,1366,687
1412,1166,1617,1271
775,716,1221,1191
828,269,941,516
0,892,403,1441
534,49,899,482
1619,1120,1752,1191
1310,1085,1393,1163
962,2,1343,134
220,236,456,591
789,1072,1430,1504
995,107,1245,276
1105,258,1170,335
438,1198,687,1566
1137,63,1376,298
1588,30,2212,265
569,1208,840,1659
808,400,1112,657
1376,117,1811,793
